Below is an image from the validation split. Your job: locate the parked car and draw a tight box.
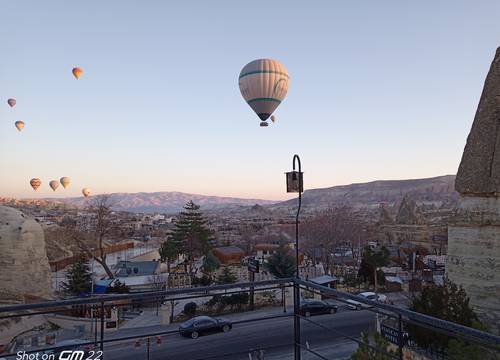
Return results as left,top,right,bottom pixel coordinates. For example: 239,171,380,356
179,315,232,339
346,292,388,310
300,300,338,317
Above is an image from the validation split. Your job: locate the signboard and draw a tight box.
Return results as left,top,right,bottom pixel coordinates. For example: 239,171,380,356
380,323,408,346
248,258,260,273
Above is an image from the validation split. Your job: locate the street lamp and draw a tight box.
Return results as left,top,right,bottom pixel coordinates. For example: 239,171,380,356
286,154,303,360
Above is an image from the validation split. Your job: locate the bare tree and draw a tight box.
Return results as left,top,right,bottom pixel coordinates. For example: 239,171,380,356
64,195,117,278
302,205,365,275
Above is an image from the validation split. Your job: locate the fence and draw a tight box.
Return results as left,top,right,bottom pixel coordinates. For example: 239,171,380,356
1,278,499,360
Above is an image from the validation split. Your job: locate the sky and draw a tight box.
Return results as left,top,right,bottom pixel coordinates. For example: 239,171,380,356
1,1,500,201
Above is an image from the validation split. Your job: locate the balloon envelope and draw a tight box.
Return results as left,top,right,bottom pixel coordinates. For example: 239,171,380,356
239,59,289,122
15,121,25,131
72,67,83,79
60,177,71,188
82,188,91,197
7,98,16,108
49,180,59,191
30,178,41,191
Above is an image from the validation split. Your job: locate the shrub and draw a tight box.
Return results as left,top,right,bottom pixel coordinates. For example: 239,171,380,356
184,302,197,316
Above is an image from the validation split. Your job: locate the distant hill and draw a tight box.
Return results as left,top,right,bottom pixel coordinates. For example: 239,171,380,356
49,192,277,213
273,175,458,211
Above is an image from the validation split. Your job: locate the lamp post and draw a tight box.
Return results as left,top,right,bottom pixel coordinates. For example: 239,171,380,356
286,154,303,360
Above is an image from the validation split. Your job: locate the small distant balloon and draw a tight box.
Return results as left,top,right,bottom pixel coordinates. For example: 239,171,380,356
72,67,83,80
60,177,71,189
30,178,41,191
82,188,91,197
7,98,16,108
15,121,25,131
49,180,60,192
271,115,277,123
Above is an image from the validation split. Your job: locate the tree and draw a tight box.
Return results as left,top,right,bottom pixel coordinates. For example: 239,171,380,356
172,201,214,281
184,302,197,316
265,244,296,279
159,238,180,274
65,195,117,278
217,266,238,285
360,246,389,291
202,251,220,282
62,256,92,296
407,277,486,356
350,332,395,360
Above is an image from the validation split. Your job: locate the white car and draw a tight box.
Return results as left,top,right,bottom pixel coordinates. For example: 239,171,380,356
346,292,388,310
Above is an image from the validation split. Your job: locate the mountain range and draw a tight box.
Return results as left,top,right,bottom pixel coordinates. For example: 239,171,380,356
42,174,458,213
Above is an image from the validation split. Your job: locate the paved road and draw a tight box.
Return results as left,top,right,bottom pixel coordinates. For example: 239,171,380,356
103,309,375,360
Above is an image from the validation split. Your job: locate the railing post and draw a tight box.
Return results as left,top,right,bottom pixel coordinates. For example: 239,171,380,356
100,301,105,354
282,284,286,313
147,337,151,360
294,281,301,360
398,314,403,360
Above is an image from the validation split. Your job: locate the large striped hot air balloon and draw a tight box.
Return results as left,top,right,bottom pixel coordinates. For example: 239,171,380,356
49,180,60,191
30,178,41,191
239,59,289,126
60,177,71,189
15,121,25,131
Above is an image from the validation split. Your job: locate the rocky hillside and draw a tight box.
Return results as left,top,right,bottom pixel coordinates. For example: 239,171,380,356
273,175,458,212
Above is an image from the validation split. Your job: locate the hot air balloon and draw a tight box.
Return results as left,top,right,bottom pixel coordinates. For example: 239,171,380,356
15,121,25,131
72,67,83,80
82,188,91,197
30,178,41,191
49,180,60,192
239,59,289,125
271,115,277,123
60,177,71,189
7,98,16,108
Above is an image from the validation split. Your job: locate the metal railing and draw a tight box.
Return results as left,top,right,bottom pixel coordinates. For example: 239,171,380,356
1,278,499,359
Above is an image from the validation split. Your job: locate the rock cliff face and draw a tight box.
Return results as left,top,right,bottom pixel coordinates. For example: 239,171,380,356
448,47,500,334
395,195,426,225
0,206,52,303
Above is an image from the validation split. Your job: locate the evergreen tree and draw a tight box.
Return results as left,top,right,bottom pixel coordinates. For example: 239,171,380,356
265,244,296,279
159,238,180,273
217,266,238,284
62,256,92,296
172,201,214,281
202,250,220,282
359,246,389,291
408,277,490,358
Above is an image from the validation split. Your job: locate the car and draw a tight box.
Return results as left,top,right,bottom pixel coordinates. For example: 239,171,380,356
299,299,338,317
346,292,388,310
179,315,232,339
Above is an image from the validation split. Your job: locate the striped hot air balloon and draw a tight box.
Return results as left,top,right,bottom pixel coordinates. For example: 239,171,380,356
15,121,25,131
49,180,60,191
239,59,289,125
30,178,41,191
60,177,71,189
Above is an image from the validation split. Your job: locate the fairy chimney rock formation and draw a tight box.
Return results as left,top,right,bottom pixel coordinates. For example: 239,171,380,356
0,206,52,303
447,47,500,334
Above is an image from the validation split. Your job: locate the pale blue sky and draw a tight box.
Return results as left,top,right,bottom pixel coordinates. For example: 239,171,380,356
1,1,499,200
